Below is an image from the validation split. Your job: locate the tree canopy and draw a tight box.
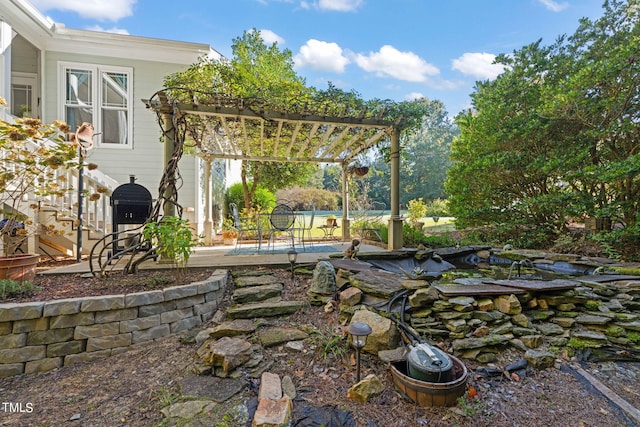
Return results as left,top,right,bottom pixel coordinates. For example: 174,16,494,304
446,0,640,248
163,30,435,211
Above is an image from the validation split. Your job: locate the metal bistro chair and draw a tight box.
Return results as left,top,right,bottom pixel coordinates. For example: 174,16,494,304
230,203,261,253
266,204,296,253
291,204,315,251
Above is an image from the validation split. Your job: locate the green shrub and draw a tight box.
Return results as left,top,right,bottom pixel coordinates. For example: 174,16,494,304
591,223,640,262
143,216,199,270
426,198,449,217
225,182,276,212
0,279,40,299
402,223,426,247
407,198,427,226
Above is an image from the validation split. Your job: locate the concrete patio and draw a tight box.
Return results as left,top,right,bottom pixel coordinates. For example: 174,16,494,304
39,241,388,275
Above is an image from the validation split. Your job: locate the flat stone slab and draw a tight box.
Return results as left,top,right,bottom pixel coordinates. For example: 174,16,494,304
209,319,257,339
179,374,245,402
226,300,306,319
573,274,640,283
232,283,283,304
575,314,612,325
258,327,309,347
234,275,282,287
434,283,526,296
483,279,578,291
327,259,375,273
349,270,404,298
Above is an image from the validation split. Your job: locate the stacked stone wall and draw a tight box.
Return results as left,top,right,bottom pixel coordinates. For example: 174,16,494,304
0,270,227,378
400,278,640,362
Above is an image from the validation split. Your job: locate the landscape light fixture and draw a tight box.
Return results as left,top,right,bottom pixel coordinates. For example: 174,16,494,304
287,249,298,280
348,321,372,382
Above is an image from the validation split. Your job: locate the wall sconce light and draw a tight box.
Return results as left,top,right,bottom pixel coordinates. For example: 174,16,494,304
287,249,298,280
347,321,372,382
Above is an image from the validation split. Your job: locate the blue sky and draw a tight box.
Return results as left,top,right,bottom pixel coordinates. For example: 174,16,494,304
31,0,606,116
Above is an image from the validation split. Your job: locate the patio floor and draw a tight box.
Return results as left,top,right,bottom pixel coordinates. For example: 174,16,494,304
40,241,388,275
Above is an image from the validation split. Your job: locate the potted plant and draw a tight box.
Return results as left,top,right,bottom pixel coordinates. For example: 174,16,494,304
221,218,238,245
0,97,79,282
326,214,338,228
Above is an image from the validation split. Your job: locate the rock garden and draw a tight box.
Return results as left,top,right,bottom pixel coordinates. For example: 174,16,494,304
1,246,640,426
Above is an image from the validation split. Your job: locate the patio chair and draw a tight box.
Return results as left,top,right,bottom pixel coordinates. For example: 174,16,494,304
291,204,315,251
352,201,386,242
266,203,296,252
230,203,261,253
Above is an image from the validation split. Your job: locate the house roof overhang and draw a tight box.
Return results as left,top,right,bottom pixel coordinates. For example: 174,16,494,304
3,0,219,63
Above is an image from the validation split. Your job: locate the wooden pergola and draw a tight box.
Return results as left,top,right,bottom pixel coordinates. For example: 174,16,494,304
144,89,404,249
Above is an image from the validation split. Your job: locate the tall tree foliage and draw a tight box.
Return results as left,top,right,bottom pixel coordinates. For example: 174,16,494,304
446,0,640,244
400,98,457,204
545,0,640,225
164,30,316,208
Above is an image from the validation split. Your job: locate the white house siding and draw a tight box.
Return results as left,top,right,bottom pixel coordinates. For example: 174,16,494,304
41,51,200,215
10,34,38,74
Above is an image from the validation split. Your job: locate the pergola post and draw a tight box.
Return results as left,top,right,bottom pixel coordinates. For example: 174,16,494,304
341,163,350,242
388,127,403,249
162,111,176,217
203,157,213,245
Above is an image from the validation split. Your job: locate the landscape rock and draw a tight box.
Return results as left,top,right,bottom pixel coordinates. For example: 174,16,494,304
253,396,292,427
524,349,555,369
339,287,363,307
197,336,253,375
258,327,309,347
234,275,282,287
408,287,440,307
349,270,405,298
346,374,385,403
209,319,257,339
160,400,216,420
494,294,522,315
233,283,283,304
350,309,400,354
227,301,306,319
310,261,337,294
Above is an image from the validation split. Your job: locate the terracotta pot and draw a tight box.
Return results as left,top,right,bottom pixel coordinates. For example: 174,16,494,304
0,253,40,283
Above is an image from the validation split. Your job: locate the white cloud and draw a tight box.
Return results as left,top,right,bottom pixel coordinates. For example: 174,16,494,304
258,29,285,45
31,0,135,21
405,92,425,101
451,52,505,80
85,25,129,35
299,0,362,11
294,39,350,73
317,0,363,12
537,0,569,12
354,45,439,83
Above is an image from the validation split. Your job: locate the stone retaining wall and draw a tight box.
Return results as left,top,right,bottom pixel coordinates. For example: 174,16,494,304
0,270,228,378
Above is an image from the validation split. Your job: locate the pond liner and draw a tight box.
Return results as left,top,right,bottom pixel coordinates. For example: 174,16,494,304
365,257,455,277
292,404,356,427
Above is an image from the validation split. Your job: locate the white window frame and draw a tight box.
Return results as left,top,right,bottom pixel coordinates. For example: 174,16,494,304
11,72,39,118
58,62,133,149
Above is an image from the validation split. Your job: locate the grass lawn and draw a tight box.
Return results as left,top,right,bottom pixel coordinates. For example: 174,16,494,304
294,211,455,239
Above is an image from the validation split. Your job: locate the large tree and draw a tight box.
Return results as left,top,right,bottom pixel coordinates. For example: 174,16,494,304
399,98,457,204
164,30,317,209
544,0,640,225
446,0,640,243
